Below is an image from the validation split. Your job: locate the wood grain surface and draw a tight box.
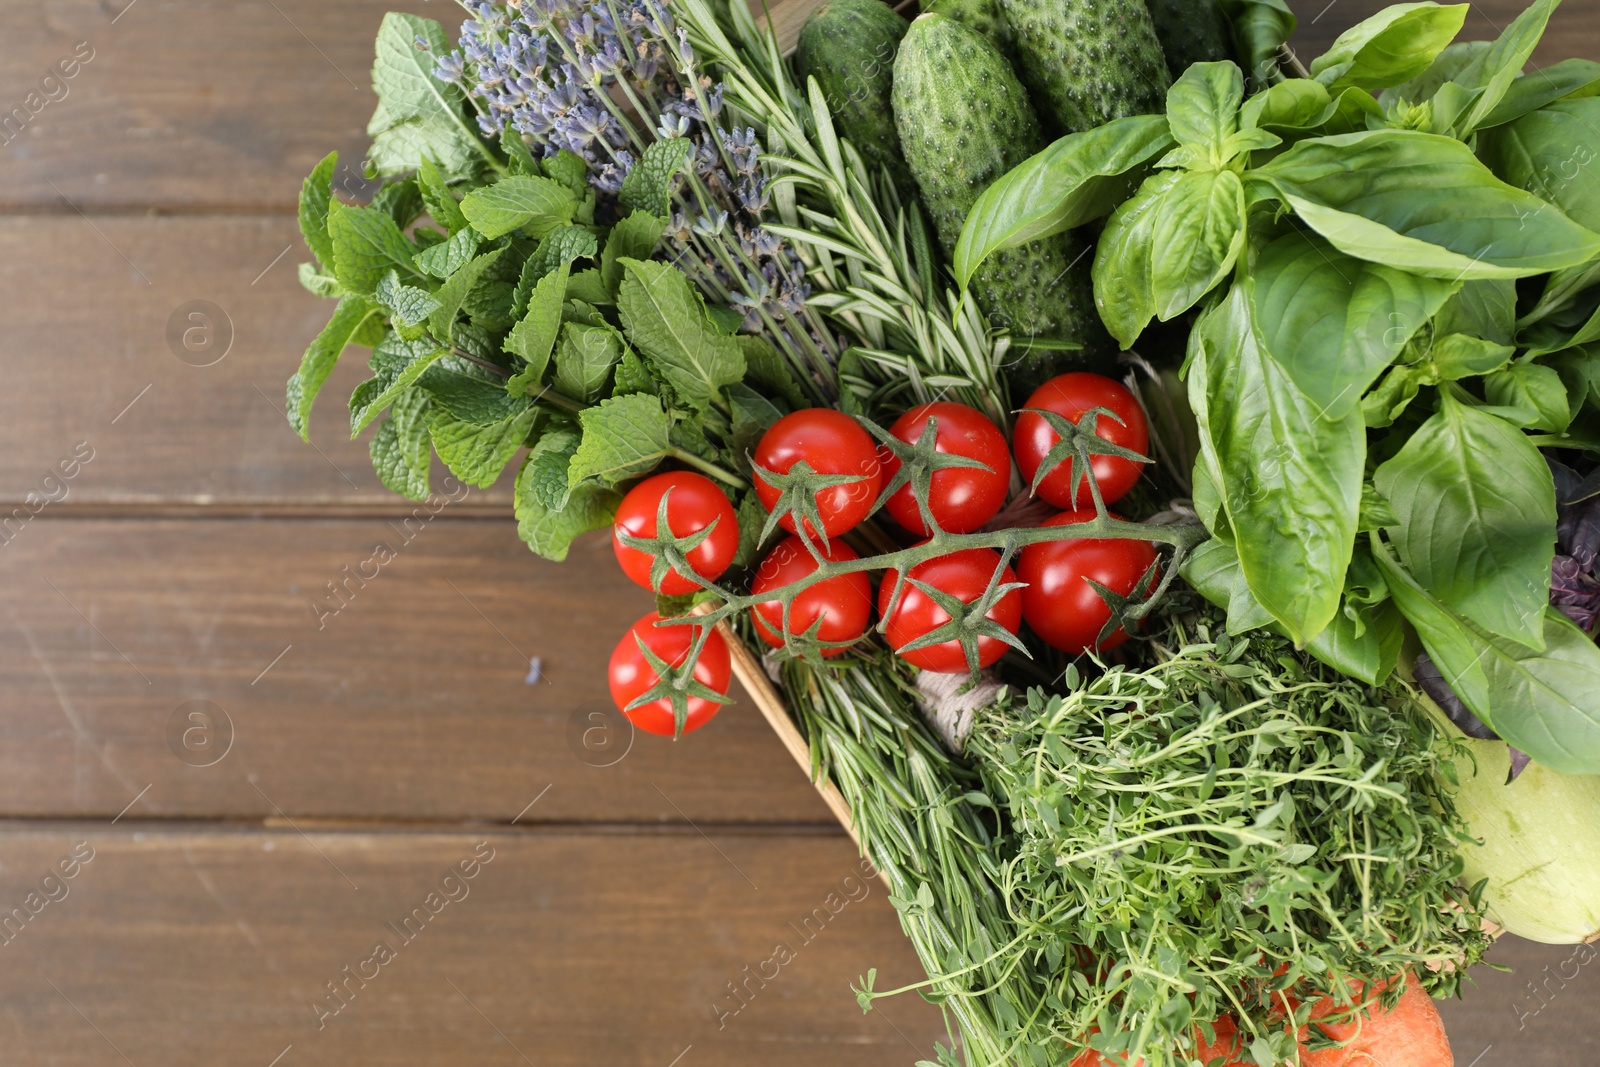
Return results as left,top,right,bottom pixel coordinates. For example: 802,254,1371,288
0,0,1595,1063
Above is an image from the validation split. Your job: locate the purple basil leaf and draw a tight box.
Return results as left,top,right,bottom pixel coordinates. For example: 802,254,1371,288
1507,746,1533,782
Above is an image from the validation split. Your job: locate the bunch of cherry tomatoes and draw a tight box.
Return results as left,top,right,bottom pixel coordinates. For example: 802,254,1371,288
605,372,1157,736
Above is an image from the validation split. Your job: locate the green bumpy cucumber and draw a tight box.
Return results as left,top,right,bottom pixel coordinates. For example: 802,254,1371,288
893,14,1103,373
926,0,1013,53
1146,0,1236,77
794,0,912,194
998,0,1171,133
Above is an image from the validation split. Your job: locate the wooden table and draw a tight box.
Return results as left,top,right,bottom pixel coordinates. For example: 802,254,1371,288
0,0,1593,1063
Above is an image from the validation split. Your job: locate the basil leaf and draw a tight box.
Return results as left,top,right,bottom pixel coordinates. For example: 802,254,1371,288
367,13,493,180
1255,130,1600,278
1478,57,1600,129
1308,2,1469,92
516,436,620,561
616,258,746,411
427,403,538,488
1149,170,1246,321
954,115,1173,289
1381,40,1490,108
1166,61,1244,161
1434,279,1516,344
1446,0,1559,135
1375,543,1600,775
567,393,675,486
1252,231,1456,417
1093,170,1180,349
1373,394,1555,648
460,175,580,240
1478,99,1600,233
1482,361,1572,431
1191,285,1363,643
287,296,382,440
1218,0,1296,90
1426,332,1514,379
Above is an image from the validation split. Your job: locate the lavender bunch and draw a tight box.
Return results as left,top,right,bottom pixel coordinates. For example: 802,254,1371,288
427,0,837,387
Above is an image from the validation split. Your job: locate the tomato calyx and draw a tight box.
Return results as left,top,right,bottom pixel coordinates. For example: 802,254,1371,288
621,618,733,737
614,486,731,595
749,457,874,556
880,547,1031,674
1023,404,1151,513
859,412,1000,537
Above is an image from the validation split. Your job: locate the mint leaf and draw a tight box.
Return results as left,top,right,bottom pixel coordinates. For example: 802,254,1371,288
566,269,611,305
414,227,481,280
299,261,342,298
350,335,450,435
417,156,469,234
427,403,538,487
367,13,492,180
737,335,806,408
553,323,623,403
613,348,659,396
542,150,590,196
299,151,338,270
370,387,432,501
619,138,690,218
525,427,582,509
505,263,571,395
376,270,442,327
371,179,423,228
516,442,620,561
568,393,674,485
532,225,599,278
429,248,505,342
287,296,382,440
601,211,666,295
460,175,579,240
727,382,784,462
330,201,420,296
617,259,745,411
418,363,529,424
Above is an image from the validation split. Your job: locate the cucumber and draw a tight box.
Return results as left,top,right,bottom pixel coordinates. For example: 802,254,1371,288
998,0,1170,133
926,0,1012,52
794,0,912,194
893,13,1104,377
1146,0,1236,76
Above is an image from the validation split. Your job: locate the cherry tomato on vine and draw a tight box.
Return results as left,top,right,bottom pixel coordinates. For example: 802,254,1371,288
750,537,872,657
607,612,731,737
878,547,1022,672
878,401,1010,535
1017,510,1158,654
612,471,739,595
752,409,882,540
1013,373,1149,510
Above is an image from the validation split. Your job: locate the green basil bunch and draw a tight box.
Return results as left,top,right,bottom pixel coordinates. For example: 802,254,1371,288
958,0,1600,775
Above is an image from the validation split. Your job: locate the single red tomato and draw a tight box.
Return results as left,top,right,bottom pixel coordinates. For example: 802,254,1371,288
878,401,1011,535
879,547,1022,672
607,612,731,736
1017,510,1158,654
1013,373,1149,509
753,409,882,540
612,471,739,595
750,537,872,656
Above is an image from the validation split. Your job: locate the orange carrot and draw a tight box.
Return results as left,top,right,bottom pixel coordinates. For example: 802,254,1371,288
1300,972,1453,1067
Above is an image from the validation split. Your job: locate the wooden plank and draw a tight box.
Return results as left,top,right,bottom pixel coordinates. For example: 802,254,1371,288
0,518,838,825
3,0,1595,212
0,825,946,1066
1436,935,1600,1067
0,215,513,508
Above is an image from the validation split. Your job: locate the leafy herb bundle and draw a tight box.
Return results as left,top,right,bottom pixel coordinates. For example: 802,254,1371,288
959,0,1600,777
965,612,1492,1067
